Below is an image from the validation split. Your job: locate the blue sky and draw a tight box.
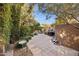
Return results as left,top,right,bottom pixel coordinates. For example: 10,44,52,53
32,4,57,24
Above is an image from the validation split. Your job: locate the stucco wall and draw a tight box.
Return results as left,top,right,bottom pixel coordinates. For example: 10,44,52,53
55,24,79,51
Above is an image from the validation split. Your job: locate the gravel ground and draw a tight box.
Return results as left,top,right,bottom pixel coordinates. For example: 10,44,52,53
27,34,79,56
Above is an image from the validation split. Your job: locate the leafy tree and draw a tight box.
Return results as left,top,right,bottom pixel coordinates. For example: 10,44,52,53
3,4,12,44
0,4,24,50
51,18,66,27
20,4,37,41
38,4,79,28
33,23,41,30
10,4,23,43
0,4,4,34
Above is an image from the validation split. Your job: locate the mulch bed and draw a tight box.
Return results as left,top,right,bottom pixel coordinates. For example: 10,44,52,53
13,47,33,56
0,44,33,56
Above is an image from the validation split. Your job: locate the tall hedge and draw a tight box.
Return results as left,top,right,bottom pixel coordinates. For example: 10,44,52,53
3,4,12,44
10,4,23,43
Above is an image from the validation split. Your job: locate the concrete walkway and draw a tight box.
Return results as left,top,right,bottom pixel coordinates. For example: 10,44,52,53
27,34,79,56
